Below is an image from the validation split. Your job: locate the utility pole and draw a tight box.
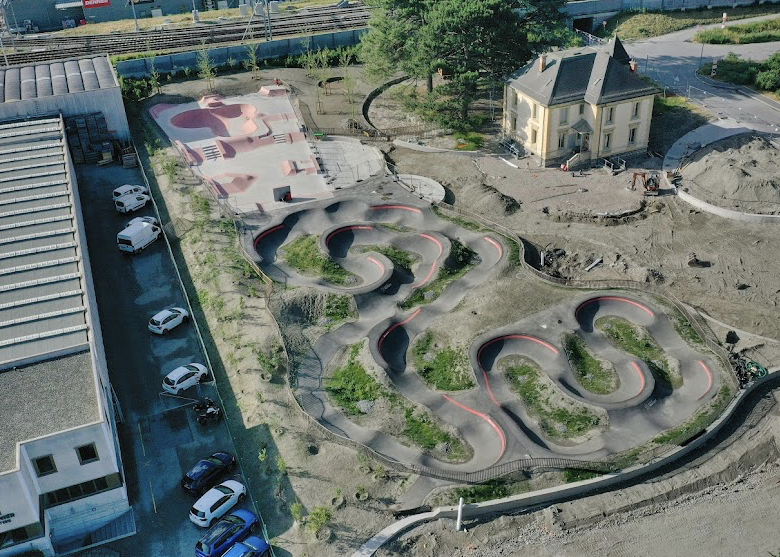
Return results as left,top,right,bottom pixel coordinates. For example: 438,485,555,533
127,0,139,33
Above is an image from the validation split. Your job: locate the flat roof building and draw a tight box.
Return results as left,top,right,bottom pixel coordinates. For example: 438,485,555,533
0,116,132,556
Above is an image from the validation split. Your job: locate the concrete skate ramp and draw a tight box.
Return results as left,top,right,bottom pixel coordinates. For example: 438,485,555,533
216,135,275,158
210,172,259,194
170,103,268,137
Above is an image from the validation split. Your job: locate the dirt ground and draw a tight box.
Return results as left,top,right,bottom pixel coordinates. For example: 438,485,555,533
681,134,780,215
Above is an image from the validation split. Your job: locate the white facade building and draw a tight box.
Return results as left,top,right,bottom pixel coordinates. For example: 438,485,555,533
0,117,132,556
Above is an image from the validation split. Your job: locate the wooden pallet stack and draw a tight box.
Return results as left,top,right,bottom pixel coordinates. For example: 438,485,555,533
65,113,113,165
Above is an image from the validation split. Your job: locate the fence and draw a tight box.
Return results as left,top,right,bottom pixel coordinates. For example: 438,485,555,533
563,0,770,18
114,28,367,78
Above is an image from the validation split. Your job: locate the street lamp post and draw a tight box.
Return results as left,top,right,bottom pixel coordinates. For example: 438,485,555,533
126,0,139,32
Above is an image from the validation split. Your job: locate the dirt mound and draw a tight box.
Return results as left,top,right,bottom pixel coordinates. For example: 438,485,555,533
682,135,780,212
459,181,521,216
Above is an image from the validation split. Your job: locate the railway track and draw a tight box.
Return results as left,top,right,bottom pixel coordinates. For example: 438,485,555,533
1,4,371,66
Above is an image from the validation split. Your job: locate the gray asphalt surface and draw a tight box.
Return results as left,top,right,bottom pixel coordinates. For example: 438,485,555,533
248,181,722,473
74,164,257,557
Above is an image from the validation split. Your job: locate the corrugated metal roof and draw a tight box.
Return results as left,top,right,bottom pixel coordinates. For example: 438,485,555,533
0,55,117,103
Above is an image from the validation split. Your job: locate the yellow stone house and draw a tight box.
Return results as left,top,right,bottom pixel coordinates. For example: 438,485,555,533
503,37,658,168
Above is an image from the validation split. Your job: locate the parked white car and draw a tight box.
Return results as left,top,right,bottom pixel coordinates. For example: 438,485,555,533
113,184,148,199
125,216,158,228
189,480,246,527
148,307,189,334
162,363,208,394
115,193,151,213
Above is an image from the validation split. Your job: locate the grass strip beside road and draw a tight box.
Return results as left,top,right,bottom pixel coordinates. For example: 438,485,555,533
503,358,603,440
564,334,620,395
650,95,710,154
282,234,354,285
597,317,682,389
695,17,780,44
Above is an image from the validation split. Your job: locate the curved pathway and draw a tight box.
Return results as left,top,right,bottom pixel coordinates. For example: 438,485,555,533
249,194,723,474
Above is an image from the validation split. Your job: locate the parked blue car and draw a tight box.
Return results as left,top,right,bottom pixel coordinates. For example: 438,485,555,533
195,509,259,557
222,536,271,557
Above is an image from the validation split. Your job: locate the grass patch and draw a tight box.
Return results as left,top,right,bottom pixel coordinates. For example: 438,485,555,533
400,238,477,309
431,205,484,231
504,359,602,440
325,343,385,415
700,52,780,96
650,94,710,154
323,293,357,324
563,334,619,395
598,5,780,40
283,235,354,285
413,332,475,391
696,17,780,44
360,244,419,272
670,307,705,347
379,222,412,233
597,317,682,389
403,408,467,459
653,383,732,444
449,479,530,503
453,131,484,150
563,469,601,483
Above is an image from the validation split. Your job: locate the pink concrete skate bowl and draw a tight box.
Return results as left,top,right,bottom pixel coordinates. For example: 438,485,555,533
260,85,287,97
170,104,269,137
211,172,259,193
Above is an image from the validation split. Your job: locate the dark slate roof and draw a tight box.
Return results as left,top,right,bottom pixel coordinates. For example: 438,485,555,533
507,39,658,107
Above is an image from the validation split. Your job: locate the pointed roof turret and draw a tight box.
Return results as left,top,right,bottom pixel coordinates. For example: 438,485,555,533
607,35,631,66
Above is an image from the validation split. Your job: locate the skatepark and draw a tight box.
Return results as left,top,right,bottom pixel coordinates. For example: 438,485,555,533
249,189,724,474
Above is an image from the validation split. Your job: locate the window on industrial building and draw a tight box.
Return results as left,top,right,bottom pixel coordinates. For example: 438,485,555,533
558,133,567,149
606,107,614,124
603,132,612,150
559,108,568,125
0,522,44,550
632,101,641,118
629,126,638,145
41,472,123,509
77,443,99,465
33,455,57,477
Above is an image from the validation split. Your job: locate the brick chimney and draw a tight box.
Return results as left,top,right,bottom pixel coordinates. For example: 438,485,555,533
539,53,548,72
629,59,638,72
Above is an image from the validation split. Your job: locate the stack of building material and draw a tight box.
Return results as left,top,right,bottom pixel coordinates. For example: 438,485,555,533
121,145,137,168
64,113,112,164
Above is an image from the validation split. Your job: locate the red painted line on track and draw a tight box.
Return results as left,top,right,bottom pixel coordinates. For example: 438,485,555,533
253,224,285,248
575,296,655,319
484,236,503,259
413,233,443,288
367,256,385,273
697,360,713,400
325,225,373,247
370,205,422,213
377,308,421,354
442,394,506,462
631,361,646,396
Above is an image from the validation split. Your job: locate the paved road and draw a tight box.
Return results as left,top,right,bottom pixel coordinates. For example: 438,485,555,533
624,17,780,130
74,164,256,557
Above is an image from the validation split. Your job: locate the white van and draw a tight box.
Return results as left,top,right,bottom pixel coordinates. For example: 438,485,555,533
113,184,148,199
117,221,161,254
115,193,150,213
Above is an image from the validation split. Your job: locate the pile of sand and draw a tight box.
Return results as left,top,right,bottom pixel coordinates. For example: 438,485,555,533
682,135,780,213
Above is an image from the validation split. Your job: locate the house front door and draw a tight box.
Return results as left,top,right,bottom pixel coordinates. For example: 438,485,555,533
581,133,590,152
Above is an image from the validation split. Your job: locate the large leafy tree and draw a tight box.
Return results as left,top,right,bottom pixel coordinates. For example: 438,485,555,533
361,0,568,123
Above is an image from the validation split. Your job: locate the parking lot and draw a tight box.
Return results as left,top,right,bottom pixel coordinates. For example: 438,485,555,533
74,163,259,556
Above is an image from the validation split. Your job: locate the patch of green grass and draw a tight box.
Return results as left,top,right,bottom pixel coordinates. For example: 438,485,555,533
431,205,484,231
563,469,602,483
598,5,780,40
696,17,780,44
504,359,602,439
403,408,467,459
413,332,475,391
325,343,385,415
379,222,412,233
650,94,710,154
360,244,419,273
323,293,357,324
653,384,732,445
670,307,705,347
283,235,354,285
563,334,619,395
400,238,477,309
597,317,682,389
453,131,484,150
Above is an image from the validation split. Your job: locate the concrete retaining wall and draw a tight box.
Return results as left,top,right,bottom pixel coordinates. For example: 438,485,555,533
564,0,777,18
115,29,367,78
678,190,780,223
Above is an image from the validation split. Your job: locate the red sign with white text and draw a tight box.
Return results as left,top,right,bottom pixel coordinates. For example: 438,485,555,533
83,0,111,8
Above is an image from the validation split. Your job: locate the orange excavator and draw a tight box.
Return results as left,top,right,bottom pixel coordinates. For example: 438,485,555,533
631,172,660,196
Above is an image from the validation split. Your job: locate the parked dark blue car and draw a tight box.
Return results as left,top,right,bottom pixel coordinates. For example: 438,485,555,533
182,452,235,495
195,509,259,557
222,535,271,557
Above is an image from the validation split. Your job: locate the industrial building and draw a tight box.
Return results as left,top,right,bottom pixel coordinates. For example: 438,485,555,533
0,55,129,141
0,115,132,556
